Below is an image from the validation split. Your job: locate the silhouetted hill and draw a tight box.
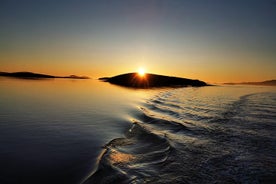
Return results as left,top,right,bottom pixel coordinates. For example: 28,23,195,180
63,75,90,79
0,72,89,79
100,73,208,88
224,80,276,86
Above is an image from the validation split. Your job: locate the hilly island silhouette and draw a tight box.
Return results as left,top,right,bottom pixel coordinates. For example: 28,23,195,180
0,72,90,79
224,80,276,86
99,72,208,88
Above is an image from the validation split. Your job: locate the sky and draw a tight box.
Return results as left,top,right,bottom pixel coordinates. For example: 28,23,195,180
0,0,276,83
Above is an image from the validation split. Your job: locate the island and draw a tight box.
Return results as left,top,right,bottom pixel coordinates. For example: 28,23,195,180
224,80,276,86
99,72,208,88
0,72,90,79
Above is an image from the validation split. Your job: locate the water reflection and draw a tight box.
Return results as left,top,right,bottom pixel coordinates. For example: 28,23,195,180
0,77,153,184
1,77,275,184
109,150,135,165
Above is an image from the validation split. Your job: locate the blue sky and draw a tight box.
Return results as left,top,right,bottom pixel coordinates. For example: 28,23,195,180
1,0,276,82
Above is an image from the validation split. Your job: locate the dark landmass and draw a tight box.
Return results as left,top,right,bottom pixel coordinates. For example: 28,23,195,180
224,80,276,86
98,77,110,81
0,72,90,79
63,75,90,79
99,72,208,88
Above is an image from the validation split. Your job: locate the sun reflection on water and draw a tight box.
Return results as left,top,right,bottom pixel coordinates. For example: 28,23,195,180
109,149,135,164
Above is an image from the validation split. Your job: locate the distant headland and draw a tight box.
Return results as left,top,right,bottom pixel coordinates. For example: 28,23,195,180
99,72,208,88
224,80,276,86
0,72,90,79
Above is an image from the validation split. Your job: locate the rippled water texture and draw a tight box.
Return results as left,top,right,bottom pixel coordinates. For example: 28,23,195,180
0,78,146,184
0,78,276,184
86,86,276,184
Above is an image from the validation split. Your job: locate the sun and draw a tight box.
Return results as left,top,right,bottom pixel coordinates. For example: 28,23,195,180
138,68,145,77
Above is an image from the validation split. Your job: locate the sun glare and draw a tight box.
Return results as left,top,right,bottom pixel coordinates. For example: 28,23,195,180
138,68,145,77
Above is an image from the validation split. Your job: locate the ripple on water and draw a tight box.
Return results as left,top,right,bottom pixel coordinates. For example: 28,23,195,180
86,87,276,184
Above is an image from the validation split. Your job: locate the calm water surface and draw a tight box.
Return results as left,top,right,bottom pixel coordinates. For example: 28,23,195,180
0,77,275,184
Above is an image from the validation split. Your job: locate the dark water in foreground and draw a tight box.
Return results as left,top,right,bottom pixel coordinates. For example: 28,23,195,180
0,78,275,184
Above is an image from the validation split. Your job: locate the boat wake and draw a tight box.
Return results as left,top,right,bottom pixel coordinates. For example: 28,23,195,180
85,89,276,184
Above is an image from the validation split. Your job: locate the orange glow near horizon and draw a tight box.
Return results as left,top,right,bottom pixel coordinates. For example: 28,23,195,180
1,1,276,84
0,53,275,83
138,68,145,77
1,62,275,84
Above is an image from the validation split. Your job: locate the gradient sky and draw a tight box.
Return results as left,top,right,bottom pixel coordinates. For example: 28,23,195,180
1,0,276,83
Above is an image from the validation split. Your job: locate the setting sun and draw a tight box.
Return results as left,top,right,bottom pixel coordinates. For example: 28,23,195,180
138,68,145,77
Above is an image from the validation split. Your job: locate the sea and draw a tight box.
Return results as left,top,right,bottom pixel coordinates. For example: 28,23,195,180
0,77,275,184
